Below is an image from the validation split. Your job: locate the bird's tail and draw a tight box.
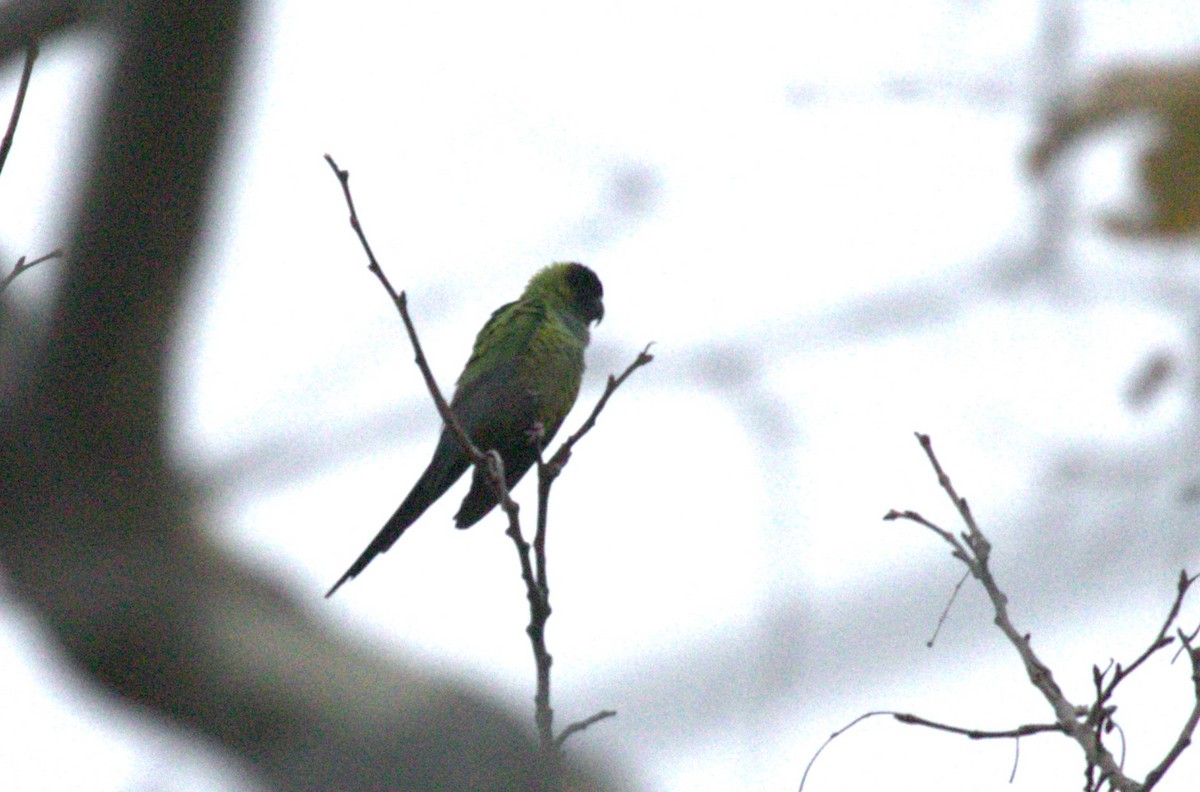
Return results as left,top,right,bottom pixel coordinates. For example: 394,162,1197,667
325,452,467,598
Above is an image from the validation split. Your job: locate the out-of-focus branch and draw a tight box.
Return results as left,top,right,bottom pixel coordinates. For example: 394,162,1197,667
0,7,619,791
0,43,37,176
0,248,60,294
0,0,81,66
1028,59,1200,238
0,44,63,298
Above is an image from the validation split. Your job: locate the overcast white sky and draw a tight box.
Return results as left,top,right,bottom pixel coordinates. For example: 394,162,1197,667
4,1,1200,790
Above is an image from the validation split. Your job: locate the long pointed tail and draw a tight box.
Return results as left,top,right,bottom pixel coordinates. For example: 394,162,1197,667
325,450,467,598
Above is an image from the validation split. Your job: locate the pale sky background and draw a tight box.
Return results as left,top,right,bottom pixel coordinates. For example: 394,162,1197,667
4,1,1200,790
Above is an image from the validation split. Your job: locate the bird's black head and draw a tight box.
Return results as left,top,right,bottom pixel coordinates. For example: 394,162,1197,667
563,262,604,325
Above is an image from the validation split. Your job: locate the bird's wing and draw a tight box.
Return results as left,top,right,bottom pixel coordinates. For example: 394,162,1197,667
324,304,545,597
450,298,546,427
446,300,551,527
450,302,588,528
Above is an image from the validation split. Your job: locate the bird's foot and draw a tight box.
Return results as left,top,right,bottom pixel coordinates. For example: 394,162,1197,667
525,421,546,449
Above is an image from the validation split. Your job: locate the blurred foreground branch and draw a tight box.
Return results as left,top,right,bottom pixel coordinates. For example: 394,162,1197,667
0,44,61,296
0,42,36,175
0,7,615,791
1,248,61,294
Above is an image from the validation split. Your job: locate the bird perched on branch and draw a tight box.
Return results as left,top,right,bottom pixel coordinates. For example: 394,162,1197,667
326,262,604,597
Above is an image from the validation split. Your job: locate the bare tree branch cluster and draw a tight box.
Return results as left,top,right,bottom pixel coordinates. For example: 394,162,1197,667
802,433,1200,792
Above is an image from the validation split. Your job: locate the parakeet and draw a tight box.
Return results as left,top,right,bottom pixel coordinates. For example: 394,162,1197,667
326,262,604,597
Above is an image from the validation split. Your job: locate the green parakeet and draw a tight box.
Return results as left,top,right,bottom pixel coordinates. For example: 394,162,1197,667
326,262,604,597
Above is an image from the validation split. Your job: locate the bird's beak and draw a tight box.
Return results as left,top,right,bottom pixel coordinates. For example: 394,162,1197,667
594,299,605,325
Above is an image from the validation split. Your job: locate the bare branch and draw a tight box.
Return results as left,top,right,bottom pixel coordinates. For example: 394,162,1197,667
523,345,651,752
498,472,556,751
925,569,970,648
542,343,655,480
799,711,892,792
0,248,61,294
1142,626,1200,790
892,712,1064,740
0,46,63,298
901,435,1095,745
555,710,618,748
0,44,38,177
883,507,970,562
321,154,484,472
798,708,1064,791
1104,571,1195,691
875,432,1200,792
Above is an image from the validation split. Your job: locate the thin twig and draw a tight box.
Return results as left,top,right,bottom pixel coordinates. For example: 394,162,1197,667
882,508,970,563
925,568,970,648
1099,571,1195,702
533,344,654,593
0,46,60,298
799,708,1064,791
892,712,1064,740
526,347,651,749
0,248,61,294
322,154,483,471
1142,626,1200,790
524,348,650,752
555,709,618,748
542,343,655,479
1010,736,1020,784
0,43,37,177
799,711,888,791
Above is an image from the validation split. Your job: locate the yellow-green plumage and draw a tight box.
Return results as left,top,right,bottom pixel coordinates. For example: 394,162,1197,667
326,262,603,597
